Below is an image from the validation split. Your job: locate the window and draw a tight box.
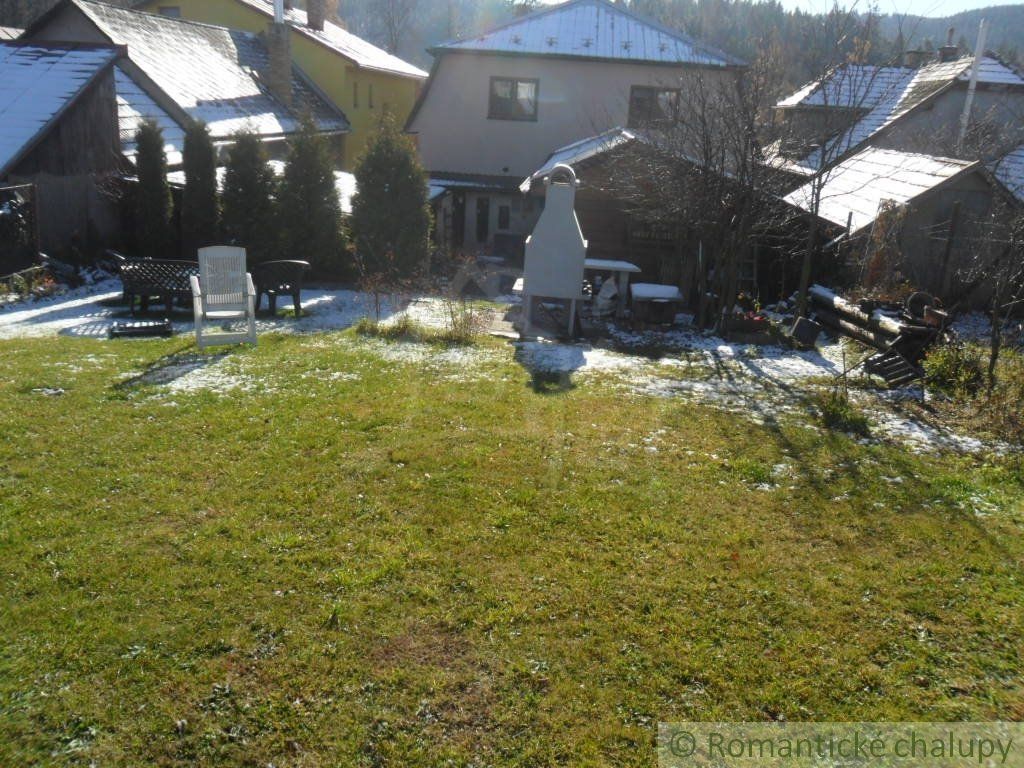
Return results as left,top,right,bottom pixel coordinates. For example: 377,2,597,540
498,205,511,230
489,77,539,121
628,86,680,128
368,83,374,109
352,82,359,108
158,6,181,16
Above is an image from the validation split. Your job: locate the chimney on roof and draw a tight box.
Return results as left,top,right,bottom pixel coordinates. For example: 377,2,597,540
902,49,926,68
307,0,337,31
938,26,959,62
267,0,293,107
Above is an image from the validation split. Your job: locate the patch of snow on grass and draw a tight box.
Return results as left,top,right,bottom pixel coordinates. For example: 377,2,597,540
515,341,644,374
0,280,122,339
0,282,403,340
163,357,256,395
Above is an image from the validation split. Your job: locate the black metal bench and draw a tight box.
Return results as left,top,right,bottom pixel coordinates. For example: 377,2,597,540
253,260,310,315
112,252,200,316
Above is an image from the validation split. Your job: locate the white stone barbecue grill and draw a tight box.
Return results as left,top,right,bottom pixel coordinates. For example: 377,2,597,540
521,164,587,337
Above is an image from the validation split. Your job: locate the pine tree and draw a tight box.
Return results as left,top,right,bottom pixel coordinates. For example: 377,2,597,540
134,119,173,258
222,131,277,264
351,114,432,278
181,120,219,257
277,116,347,275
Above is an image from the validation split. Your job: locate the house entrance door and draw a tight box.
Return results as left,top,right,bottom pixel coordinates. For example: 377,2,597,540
476,196,490,244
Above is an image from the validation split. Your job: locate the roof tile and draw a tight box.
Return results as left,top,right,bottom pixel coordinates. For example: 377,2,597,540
0,42,119,176
77,0,347,141
435,0,743,68
784,146,977,232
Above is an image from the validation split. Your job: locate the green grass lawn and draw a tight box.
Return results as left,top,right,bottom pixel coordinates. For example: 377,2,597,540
2,331,1023,766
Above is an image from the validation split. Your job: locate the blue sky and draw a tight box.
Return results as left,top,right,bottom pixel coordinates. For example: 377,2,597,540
536,0,1018,16
777,0,1017,16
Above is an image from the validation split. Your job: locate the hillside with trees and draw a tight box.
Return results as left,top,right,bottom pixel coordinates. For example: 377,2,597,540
336,0,1024,91
876,4,1024,63
3,0,1020,99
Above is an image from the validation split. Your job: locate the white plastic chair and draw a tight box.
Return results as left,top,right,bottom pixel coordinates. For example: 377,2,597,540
191,246,257,349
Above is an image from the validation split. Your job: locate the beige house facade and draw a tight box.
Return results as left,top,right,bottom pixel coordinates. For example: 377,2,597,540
407,0,744,258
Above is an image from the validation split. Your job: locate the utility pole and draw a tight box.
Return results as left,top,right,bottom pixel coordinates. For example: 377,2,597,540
957,19,988,155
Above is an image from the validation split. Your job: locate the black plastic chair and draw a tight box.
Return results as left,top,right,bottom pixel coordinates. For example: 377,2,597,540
253,260,310,315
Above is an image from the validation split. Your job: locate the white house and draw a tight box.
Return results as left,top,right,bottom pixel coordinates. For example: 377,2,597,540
772,52,1024,179
406,0,743,258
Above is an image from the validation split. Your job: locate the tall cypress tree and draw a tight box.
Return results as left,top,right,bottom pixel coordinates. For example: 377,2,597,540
351,115,432,278
134,119,173,258
277,116,347,275
222,131,276,264
181,120,219,258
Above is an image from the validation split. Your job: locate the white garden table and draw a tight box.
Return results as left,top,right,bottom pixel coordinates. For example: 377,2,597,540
584,259,641,318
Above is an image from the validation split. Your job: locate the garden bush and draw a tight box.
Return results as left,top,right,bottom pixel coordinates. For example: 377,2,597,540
924,343,985,396
816,389,871,436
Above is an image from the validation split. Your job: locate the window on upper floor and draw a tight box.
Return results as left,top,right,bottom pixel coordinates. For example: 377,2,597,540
368,83,374,109
628,86,680,129
158,6,181,16
489,77,539,122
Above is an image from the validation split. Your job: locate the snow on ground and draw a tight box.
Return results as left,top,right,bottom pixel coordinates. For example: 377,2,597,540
0,282,395,341
515,340,643,373
1,282,1008,454
161,356,258,396
952,312,993,341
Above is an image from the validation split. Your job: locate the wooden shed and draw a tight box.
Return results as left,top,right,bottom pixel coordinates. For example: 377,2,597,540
0,41,124,265
783,146,1019,305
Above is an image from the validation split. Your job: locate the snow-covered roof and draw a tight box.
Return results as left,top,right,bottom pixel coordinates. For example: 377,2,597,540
521,126,638,191
74,0,348,141
434,0,743,68
0,42,120,177
167,162,359,214
428,172,523,192
992,143,1024,203
776,64,914,110
799,55,1024,172
631,282,683,301
115,67,186,166
584,258,641,273
232,0,426,79
784,147,978,233
0,26,22,40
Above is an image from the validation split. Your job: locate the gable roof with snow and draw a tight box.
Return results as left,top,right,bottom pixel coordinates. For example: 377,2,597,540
52,0,348,143
521,126,638,191
776,64,915,110
0,41,120,177
798,55,1024,172
0,26,22,41
433,0,743,68
222,0,426,79
784,147,978,233
166,161,359,214
114,66,186,165
992,143,1024,203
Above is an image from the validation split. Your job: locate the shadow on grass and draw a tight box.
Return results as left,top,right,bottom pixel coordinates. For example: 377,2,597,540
513,342,584,395
113,347,229,391
529,370,576,394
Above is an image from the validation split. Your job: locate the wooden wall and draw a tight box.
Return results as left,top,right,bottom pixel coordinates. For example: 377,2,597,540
6,67,123,254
